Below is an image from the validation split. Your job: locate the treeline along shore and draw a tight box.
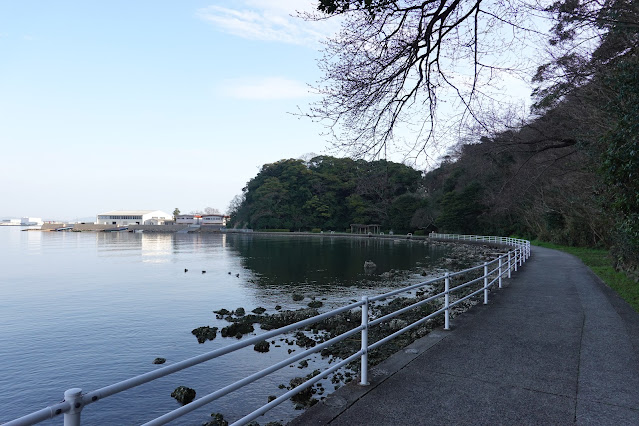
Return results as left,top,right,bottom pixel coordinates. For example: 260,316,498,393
227,153,639,283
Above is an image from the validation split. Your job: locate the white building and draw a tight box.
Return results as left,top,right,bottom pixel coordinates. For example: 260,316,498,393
21,217,44,226
176,214,202,225
96,210,172,226
202,214,228,226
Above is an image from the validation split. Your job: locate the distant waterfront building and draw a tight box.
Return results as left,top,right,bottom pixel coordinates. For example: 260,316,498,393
96,210,172,226
21,217,44,226
176,214,202,225
202,214,228,226
0,219,21,226
176,214,229,226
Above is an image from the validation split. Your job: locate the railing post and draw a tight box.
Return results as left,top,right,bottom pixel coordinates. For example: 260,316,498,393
444,273,450,330
508,251,512,278
514,249,518,272
498,256,503,289
519,248,523,267
64,388,83,426
483,262,489,305
360,296,369,386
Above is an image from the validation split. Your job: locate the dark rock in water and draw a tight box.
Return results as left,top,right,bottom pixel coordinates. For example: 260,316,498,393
203,412,228,426
171,386,196,405
254,340,270,353
268,395,277,402
252,307,267,314
265,423,283,426
364,260,376,269
292,293,304,301
152,357,166,364
235,307,245,316
307,300,323,308
221,322,254,338
288,370,320,408
259,308,319,330
191,326,218,343
289,377,313,405
294,331,317,348
213,308,231,316
275,305,282,310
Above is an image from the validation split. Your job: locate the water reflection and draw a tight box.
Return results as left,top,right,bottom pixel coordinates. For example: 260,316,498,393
225,234,447,288
93,233,229,262
0,227,452,425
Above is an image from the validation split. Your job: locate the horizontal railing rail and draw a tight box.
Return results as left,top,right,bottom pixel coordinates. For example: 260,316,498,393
5,233,530,426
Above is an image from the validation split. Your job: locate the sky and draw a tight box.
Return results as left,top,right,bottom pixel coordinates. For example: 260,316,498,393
0,0,341,221
0,1,536,222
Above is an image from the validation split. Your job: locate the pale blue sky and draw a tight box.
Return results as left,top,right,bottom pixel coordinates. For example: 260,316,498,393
0,0,338,220
0,1,537,221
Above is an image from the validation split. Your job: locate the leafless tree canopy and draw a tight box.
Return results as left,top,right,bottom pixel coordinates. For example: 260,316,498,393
306,0,543,163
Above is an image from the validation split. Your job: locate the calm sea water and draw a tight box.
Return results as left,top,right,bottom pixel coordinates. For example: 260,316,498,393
0,227,449,425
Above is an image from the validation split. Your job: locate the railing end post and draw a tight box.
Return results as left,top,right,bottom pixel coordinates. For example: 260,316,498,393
64,388,83,426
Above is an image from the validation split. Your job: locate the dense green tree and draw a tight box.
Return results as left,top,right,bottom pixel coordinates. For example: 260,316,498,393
228,156,426,232
435,182,486,234
598,57,639,274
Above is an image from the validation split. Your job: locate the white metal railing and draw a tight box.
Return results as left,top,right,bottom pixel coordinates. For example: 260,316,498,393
5,233,530,426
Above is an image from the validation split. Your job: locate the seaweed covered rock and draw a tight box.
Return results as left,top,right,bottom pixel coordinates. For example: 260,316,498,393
252,307,267,314
191,326,218,343
171,386,196,405
213,309,231,319
289,377,314,407
307,300,323,308
254,340,270,353
259,308,319,331
235,307,245,316
203,412,228,426
288,370,321,408
294,331,317,348
152,357,166,364
292,293,304,301
221,322,254,338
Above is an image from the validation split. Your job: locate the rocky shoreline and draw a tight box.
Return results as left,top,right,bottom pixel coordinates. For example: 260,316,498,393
165,241,499,425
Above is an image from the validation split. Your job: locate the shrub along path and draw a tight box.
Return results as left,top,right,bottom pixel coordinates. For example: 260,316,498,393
290,246,639,425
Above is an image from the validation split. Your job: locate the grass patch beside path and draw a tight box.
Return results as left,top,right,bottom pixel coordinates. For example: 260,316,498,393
531,240,639,312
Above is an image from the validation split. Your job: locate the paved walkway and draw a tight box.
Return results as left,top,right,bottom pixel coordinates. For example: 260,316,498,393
291,246,639,425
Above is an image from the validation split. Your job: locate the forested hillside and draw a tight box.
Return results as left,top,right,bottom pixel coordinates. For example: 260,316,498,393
228,157,429,233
